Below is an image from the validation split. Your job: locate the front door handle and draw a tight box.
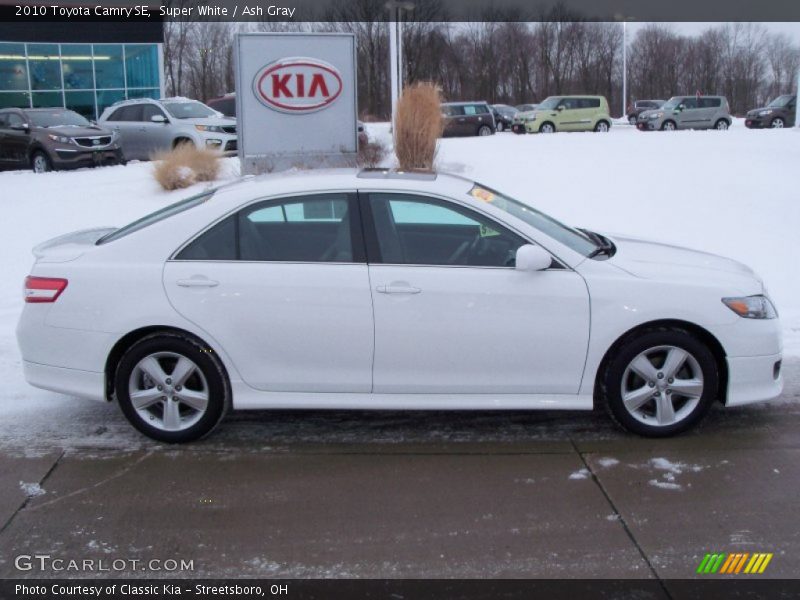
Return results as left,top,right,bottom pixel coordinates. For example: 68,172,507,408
177,278,219,288
376,283,421,294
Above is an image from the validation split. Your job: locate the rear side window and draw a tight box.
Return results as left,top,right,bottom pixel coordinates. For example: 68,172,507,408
7,113,24,126
700,98,721,108
176,193,361,263
107,104,142,122
580,98,601,109
98,191,215,245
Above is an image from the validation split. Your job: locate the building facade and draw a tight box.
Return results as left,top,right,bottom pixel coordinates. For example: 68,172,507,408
0,19,164,119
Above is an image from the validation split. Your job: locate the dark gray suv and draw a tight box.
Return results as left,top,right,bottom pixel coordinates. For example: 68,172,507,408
441,102,496,137
0,108,123,173
745,95,796,129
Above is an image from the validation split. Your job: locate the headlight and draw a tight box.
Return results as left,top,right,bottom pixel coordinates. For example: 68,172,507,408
758,109,773,116
48,134,71,144
722,295,778,319
195,125,225,133
649,112,662,119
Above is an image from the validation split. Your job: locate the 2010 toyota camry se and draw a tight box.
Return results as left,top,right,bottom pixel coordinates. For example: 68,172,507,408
16,169,783,442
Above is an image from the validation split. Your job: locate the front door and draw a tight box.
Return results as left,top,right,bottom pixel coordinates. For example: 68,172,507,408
164,192,374,393
363,192,591,395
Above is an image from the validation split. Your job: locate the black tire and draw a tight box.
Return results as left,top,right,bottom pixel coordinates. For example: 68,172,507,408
31,150,52,173
661,120,677,131
539,122,555,133
601,327,719,437
477,124,493,136
714,119,729,131
770,117,785,129
628,116,637,126
114,333,229,443
496,121,504,132
594,120,610,132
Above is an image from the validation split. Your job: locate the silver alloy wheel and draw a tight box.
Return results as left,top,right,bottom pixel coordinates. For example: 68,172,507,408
540,123,554,133
663,121,676,131
620,345,704,427
32,154,49,173
596,121,609,132
478,125,492,136
128,351,209,432
496,121,504,132
716,120,729,130
771,118,785,128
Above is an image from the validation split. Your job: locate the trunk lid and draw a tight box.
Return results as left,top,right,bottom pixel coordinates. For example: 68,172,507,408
33,227,116,263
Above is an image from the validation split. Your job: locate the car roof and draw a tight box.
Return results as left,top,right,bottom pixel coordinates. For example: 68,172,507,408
442,101,489,106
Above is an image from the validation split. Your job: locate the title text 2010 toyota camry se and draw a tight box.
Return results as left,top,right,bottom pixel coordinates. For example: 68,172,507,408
16,170,782,442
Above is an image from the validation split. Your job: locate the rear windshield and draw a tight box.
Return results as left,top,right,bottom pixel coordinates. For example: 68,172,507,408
97,191,215,245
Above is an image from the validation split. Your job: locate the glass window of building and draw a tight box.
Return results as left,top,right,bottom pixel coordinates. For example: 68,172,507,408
125,44,159,89
0,43,28,91
27,44,61,91
65,90,96,119
61,44,94,90
93,44,125,89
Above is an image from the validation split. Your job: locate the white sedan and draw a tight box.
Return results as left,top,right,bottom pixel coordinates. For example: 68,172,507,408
17,169,783,442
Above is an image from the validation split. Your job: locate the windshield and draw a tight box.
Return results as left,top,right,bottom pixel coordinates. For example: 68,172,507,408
662,97,683,110
537,97,562,110
97,191,215,245
162,101,218,119
768,95,793,108
26,110,91,128
468,184,598,257
493,105,516,116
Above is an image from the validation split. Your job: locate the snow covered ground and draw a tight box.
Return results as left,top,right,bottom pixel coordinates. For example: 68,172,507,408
0,121,797,448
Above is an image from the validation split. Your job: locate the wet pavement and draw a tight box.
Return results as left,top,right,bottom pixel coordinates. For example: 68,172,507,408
0,359,798,580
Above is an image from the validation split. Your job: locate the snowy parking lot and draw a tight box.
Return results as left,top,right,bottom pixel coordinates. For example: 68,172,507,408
1,121,799,580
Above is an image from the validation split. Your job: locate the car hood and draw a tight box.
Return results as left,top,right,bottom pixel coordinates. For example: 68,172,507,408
638,109,663,119
42,125,112,137
174,117,236,127
603,233,763,293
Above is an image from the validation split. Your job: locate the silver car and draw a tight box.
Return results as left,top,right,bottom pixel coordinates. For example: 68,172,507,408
97,97,237,161
637,96,732,131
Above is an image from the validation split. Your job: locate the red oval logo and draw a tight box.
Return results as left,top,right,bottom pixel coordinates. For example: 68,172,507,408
253,58,343,114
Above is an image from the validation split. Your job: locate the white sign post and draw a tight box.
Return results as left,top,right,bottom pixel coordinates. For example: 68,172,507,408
235,33,358,174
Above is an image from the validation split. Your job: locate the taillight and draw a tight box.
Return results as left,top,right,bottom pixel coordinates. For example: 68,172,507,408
24,276,68,303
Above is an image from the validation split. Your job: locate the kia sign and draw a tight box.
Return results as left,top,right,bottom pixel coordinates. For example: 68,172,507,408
235,33,357,174
253,58,344,114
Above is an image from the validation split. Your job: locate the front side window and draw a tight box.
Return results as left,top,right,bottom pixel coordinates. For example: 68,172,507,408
142,104,166,121
177,194,359,263
367,193,525,267
7,113,24,127
538,97,562,110
107,104,143,122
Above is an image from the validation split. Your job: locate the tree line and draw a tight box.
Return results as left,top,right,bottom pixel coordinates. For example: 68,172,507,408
164,10,799,118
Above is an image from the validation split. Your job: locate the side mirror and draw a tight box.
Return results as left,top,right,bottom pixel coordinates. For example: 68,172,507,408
10,123,29,131
515,244,552,272
151,114,167,123
556,105,565,111
676,104,685,112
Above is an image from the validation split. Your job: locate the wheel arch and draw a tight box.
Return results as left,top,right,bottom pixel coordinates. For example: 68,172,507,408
539,121,556,133
104,325,230,401
593,319,728,405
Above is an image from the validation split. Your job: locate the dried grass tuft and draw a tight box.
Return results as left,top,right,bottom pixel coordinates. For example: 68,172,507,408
394,82,443,171
152,143,221,191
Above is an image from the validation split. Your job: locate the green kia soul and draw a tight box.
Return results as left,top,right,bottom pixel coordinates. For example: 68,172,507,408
523,95,611,133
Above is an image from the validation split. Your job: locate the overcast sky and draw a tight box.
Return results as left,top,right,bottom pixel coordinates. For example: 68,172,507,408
628,22,800,40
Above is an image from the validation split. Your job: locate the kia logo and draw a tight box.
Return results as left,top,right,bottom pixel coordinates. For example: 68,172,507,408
92,139,100,145
253,57,343,114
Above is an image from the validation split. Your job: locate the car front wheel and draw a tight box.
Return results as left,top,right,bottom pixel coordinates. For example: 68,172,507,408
594,121,610,132
539,122,555,133
715,119,729,130
31,151,52,173
771,117,785,128
628,116,637,125
496,121,504,132
115,333,229,443
602,328,719,437
661,121,677,131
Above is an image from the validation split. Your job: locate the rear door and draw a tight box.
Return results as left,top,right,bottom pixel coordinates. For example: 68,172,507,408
139,103,174,156
164,192,375,393
700,97,721,127
105,104,144,159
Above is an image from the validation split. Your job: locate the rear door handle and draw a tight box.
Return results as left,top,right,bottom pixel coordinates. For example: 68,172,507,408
177,278,219,288
376,284,421,294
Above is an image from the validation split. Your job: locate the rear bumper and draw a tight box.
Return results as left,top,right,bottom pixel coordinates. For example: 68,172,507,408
23,360,106,402
725,353,783,407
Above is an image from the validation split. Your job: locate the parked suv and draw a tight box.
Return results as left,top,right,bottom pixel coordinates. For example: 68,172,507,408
207,93,236,117
98,97,237,161
441,102,496,137
745,95,796,129
523,96,611,133
637,96,731,131
491,104,517,132
626,99,665,125
0,108,123,173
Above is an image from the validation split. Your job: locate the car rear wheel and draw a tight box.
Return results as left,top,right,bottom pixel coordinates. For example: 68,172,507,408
539,122,555,133
715,119,729,130
602,328,719,437
115,333,229,443
628,116,637,126
477,125,492,136
496,121,504,132
661,121,677,131
31,151,52,173
771,117,785,128
594,121,610,132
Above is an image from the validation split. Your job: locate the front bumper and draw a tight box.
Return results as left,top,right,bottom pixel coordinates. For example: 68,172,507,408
726,353,783,407
201,133,238,156
51,147,124,169
744,117,769,129
511,123,527,134
636,119,661,131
